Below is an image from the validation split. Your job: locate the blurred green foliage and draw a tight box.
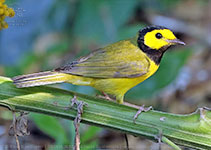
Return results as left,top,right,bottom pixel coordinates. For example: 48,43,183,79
1,0,193,148
73,0,139,44
31,113,70,145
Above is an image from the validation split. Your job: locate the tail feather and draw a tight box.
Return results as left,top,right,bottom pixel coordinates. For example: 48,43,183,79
12,71,68,88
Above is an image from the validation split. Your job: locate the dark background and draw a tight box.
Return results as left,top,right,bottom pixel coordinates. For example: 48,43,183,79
0,0,210,149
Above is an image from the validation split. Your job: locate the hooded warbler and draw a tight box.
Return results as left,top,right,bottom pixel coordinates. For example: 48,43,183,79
13,26,185,104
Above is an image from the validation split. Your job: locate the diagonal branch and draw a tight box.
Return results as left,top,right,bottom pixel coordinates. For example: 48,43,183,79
0,76,210,149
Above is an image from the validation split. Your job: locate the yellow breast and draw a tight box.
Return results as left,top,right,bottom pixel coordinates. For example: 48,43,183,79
92,56,159,96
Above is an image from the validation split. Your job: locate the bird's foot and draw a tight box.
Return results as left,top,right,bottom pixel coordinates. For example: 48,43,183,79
98,92,114,101
133,105,153,123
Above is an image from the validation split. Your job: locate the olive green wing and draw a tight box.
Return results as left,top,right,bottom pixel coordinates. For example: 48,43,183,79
54,40,150,78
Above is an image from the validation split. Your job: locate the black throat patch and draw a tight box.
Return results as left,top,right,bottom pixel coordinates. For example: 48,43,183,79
137,26,169,65
137,40,164,65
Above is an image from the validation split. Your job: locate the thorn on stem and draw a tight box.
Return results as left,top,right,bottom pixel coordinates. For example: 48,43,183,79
133,105,153,123
198,107,210,121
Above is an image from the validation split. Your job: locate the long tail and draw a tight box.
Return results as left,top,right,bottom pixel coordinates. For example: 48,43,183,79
12,71,69,88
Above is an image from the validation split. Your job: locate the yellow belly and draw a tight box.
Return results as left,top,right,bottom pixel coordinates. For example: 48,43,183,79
66,58,159,97
92,59,159,96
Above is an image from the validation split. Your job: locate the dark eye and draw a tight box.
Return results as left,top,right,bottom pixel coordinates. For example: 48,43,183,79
155,33,162,39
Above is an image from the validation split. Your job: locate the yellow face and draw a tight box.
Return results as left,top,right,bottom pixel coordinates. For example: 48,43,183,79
144,29,179,50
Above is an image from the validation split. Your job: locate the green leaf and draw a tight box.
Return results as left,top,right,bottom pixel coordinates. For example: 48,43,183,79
81,126,101,149
117,24,145,40
73,0,138,43
0,76,210,149
81,126,101,143
30,113,69,145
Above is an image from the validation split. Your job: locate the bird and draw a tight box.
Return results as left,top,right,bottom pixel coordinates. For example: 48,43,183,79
12,25,185,104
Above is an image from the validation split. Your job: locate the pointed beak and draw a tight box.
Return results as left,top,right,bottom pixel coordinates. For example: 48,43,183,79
166,39,186,45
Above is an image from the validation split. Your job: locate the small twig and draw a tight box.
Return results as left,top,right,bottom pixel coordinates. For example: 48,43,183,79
158,130,162,150
56,95,88,150
74,119,80,150
9,111,30,150
154,129,162,150
12,112,20,150
70,96,87,150
124,134,129,150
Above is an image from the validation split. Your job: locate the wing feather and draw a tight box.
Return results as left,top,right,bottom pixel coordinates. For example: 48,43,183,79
55,40,150,78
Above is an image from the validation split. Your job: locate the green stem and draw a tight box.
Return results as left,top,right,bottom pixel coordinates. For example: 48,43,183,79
0,76,210,149
162,136,181,150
